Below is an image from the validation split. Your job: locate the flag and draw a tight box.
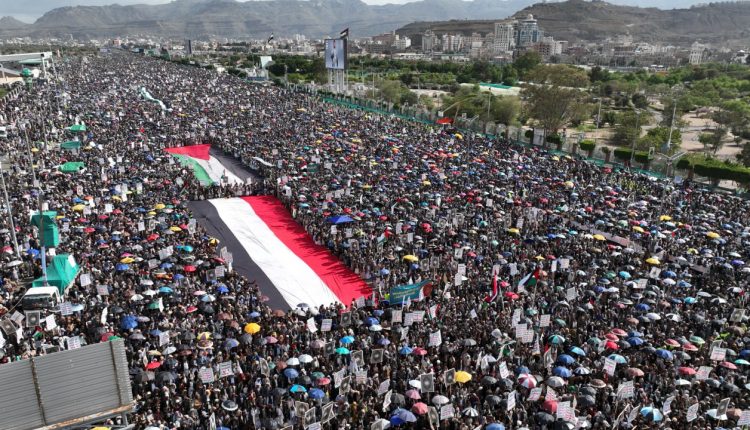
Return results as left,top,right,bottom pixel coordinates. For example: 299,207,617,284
164,144,249,186
189,196,370,310
484,274,499,303
267,33,274,43
340,28,349,39
517,268,540,289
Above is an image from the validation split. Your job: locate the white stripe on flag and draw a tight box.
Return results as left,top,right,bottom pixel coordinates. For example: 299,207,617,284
209,198,340,308
196,156,243,185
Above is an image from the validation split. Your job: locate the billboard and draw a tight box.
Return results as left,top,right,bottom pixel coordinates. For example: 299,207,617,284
325,38,347,70
0,339,133,430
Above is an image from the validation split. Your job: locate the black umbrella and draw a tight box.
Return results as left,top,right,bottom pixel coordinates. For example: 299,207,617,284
580,386,597,396
390,392,406,406
181,332,196,341
273,388,288,397
481,376,497,386
486,395,502,406
299,375,312,386
534,412,555,425
578,394,596,407
240,333,253,344
156,371,177,384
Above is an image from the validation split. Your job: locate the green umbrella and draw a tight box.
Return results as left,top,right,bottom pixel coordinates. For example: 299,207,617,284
60,140,81,150
66,124,87,132
60,161,85,173
587,337,602,346
554,318,567,327
549,335,566,345
689,335,705,345
335,347,350,355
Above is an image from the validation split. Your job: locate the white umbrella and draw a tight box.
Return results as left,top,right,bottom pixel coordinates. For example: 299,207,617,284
675,379,692,386
286,357,300,366
646,313,661,320
462,407,480,417
409,380,421,389
298,354,314,364
432,395,449,406
369,324,383,332
370,418,391,430
547,376,566,388
140,279,154,286
130,294,144,302
143,289,157,296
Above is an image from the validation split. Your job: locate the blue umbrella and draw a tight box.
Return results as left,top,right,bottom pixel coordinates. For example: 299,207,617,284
290,384,307,393
309,388,325,399
516,365,530,375
225,338,239,349
216,285,229,294
116,263,130,271
160,262,174,269
608,354,628,364
399,346,413,355
120,315,138,330
487,424,505,430
557,354,575,365
619,271,631,279
684,297,697,304
662,270,677,278
284,368,300,379
553,366,572,378
365,317,379,326
379,338,391,345
640,406,664,422
629,331,644,337
392,408,417,422
150,329,162,336
380,268,390,276
327,215,354,224
248,311,261,318
627,337,644,346
635,303,650,311
390,416,406,426
173,273,185,281
340,336,355,344
569,346,586,356
655,349,674,360
159,286,173,294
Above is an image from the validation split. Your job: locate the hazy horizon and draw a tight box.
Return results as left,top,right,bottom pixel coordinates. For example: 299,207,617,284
3,0,712,25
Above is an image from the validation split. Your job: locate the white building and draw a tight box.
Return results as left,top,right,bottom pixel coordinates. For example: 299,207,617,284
689,42,707,65
393,36,411,51
493,22,515,53
442,34,464,53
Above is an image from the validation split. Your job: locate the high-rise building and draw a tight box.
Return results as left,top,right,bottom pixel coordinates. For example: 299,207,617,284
422,30,438,53
493,22,515,53
515,14,543,48
442,34,463,53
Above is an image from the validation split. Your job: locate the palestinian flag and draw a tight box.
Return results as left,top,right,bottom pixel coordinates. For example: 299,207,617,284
518,268,541,289
165,144,251,186
188,196,370,309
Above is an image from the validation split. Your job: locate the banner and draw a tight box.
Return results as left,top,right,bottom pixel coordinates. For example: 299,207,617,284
389,280,431,304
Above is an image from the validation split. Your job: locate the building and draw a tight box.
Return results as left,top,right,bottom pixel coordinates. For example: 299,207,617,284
689,42,707,65
422,30,438,53
393,35,411,51
493,22,515,53
442,34,464,53
515,14,543,48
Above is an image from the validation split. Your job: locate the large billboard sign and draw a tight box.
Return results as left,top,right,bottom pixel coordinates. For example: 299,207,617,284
325,39,347,70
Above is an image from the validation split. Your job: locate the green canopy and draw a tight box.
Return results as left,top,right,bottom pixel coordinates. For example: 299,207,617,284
32,254,80,294
60,141,81,150
31,211,60,248
66,124,87,132
60,161,85,173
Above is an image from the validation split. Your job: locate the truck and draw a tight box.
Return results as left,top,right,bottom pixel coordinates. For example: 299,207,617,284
21,254,80,310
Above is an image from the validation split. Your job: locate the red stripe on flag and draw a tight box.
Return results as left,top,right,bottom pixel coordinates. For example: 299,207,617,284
241,196,371,306
164,143,211,160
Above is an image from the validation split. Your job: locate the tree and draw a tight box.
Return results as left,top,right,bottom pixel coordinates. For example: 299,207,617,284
737,142,750,167
588,66,611,83
699,128,728,156
611,110,652,147
639,127,682,152
631,93,649,109
442,86,520,126
526,64,590,88
512,51,542,79
523,84,586,139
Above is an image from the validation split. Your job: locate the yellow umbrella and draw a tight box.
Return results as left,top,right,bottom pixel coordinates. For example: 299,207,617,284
454,133,463,140
197,332,212,340
592,234,606,241
154,203,166,210
551,156,560,161
564,181,574,188
296,108,307,112
534,255,545,260
120,257,135,264
454,371,472,384
645,257,660,265
92,427,111,430
209,237,220,246
403,255,419,262
706,232,720,239
687,248,698,254
632,226,645,233
169,226,182,232
112,195,122,202
244,323,261,334
507,228,520,235
31,147,39,153
659,215,672,221
422,180,431,186
72,204,85,212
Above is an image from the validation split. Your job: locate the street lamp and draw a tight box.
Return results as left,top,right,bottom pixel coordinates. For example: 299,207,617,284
629,109,641,167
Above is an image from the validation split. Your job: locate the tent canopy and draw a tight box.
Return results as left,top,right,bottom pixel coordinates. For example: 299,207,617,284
32,254,79,294
60,161,85,173
60,141,81,150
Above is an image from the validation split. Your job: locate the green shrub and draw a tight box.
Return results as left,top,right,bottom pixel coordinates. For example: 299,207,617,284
546,134,562,145
579,140,596,152
613,147,650,164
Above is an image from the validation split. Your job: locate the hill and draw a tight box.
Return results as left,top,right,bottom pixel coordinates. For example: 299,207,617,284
397,0,750,46
0,16,30,30
0,0,538,39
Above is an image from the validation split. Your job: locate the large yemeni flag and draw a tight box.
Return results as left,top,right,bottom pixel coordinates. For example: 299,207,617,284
165,144,246,186
189,196,371,309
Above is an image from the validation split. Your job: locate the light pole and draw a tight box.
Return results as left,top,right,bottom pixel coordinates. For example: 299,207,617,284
629,109,641,167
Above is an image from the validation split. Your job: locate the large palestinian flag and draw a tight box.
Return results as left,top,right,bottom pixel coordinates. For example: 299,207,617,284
189,196,370,309
165,144,251,186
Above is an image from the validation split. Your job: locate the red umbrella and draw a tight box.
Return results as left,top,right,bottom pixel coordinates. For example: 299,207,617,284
183,265,197,272
665,339,681,348
412,402,429,415
147,233,160,241
84,227,95,233
678,367,696,375
186,305,198,313
413,347,428,356
610,328,627,337
317,377,331,386
436,117,453,125
504,292,520,300
542,400,558,413
683,343,698,351
146,361,161,370
720,361,738,370
100,332,114,342
604,333,619,342
605,341,619,350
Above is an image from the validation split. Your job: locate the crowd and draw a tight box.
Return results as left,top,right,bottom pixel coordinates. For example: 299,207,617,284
0,51,748,430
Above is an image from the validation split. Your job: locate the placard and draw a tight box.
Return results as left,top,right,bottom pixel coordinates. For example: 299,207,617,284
321,402,335,424
45,314,57,331
696,365,712,381
80,273,92,287
370,349,384,364
307,317,318,333
710,346,726,361
159,331,170,346
738,410,750,426
420,373,435,393
528,387,542,401
443,368,456,386
506,391,516,411
219,361,233,378
199,367,215,383
686,403,699,422
391,309,402,324
540,314,550,328
377,379,390,395
604,357,617,376
340,312,352,327
67,336,82,350
498,361,510,379
617,381,634,399
663,395,674,416
25,311,39,328
97,284,109,296
59,302,73,316
321,319,332,332
382,390,392,412
429,330,442,347
439,404,454,420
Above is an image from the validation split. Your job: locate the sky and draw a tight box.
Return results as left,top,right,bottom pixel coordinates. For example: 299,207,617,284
3,0,709,24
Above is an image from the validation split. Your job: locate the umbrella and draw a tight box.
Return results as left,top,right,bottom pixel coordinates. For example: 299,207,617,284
640,406,664,422
655,349,674,360
487,424,505,430
405,389,421,400
518,374,537,388
455,371,472,383
284,368,299,379
289,384,307,393
286,357,301,366
244,323,261,334
335,347,350,355
432,395,449,405
340,335,355,344
553,366,572,378
547,376,565,388
392,408,417,423
411,402,429,415
557,354,575,365
462,407,480,417
120,315,138,330
309,388,325,400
